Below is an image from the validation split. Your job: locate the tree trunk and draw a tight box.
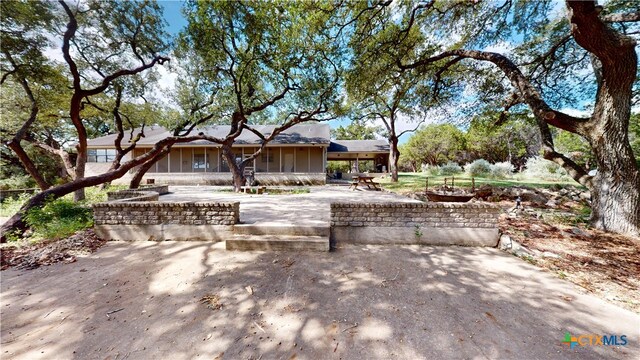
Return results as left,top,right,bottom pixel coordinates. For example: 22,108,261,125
0,165,133,242
584,77,640,236
389,136,400,182
6,140,51,190
129,146,171,189
221,143,246,191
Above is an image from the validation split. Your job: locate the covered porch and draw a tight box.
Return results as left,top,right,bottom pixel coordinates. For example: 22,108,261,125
326,140,390,178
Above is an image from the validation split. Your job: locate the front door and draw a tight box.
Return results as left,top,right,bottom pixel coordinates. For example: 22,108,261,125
284,153,294,172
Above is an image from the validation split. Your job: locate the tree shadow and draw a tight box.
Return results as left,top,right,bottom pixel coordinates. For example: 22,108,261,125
1,243,638,359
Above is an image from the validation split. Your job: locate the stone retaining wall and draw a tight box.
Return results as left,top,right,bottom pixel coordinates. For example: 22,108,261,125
330,202,500,247
92,201,239,241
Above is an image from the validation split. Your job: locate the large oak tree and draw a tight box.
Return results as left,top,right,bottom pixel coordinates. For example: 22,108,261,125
392,0,639,236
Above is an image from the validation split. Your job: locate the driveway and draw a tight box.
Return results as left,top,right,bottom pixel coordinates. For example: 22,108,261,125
1,243,638,359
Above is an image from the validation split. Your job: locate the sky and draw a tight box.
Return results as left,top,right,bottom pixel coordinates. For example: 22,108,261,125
160,1,188,35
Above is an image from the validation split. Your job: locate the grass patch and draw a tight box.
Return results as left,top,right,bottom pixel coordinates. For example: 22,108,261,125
378,172,582,194
25,197,93,241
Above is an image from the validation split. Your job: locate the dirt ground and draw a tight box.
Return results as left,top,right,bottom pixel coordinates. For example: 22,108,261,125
497,201,640,314
1,242,638,360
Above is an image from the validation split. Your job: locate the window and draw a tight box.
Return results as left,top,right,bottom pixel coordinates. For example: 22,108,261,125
193,154,206,170
88,149,116,162
261,151,274,163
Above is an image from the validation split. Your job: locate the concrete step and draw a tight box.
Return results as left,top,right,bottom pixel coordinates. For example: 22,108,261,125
234,224,329,237
226,235,329,251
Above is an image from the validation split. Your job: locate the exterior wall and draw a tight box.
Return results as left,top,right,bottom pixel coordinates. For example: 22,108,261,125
86,145,327,185
127,172,326,186
330,202,500,247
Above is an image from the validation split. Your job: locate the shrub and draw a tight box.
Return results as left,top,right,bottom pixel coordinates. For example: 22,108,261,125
25,197,93,240
0,193,32,217
465,159,492,177
522,156,570,180
421,164,440,176
490,161,514,179
438,161,463,176
0,175,36,190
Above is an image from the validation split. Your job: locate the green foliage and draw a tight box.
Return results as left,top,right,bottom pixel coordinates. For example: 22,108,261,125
438,162,463,176
0,175,36,190
465,114,539,167
465,159,492,177
0,193,33,217
25,198,93,240
401,124,467,166
630,113,640,166
521,156,571,181
331,119,381,140
327,161,351,174
178,1,344,127
491,161,515,179
554,130,594,169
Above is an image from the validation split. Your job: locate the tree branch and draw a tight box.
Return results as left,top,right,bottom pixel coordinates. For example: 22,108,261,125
400,49,590,134
602,10,640,23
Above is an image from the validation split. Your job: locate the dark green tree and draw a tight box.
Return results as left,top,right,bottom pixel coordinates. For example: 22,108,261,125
401,124,467,167
176,0,345,191
331,119,381,140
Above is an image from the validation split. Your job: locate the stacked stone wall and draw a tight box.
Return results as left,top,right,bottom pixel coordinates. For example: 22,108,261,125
330,202,500,247
330,202,499,228
93,201,239,226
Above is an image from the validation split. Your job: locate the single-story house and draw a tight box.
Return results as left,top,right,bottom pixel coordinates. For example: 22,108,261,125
86,123,390,185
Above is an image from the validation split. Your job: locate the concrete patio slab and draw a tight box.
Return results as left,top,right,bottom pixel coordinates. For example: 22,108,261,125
159,185,420,226
1,243,638,359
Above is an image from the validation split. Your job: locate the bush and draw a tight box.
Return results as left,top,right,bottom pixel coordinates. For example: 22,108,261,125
0,193,32,217
0,175,36,190
421,164,440,176
438,161,463,176
522,156,570,180
490,161,514,179
25,197,93,240
465,159,492,177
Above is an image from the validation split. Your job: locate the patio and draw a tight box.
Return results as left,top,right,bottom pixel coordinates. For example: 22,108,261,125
158,185,420,227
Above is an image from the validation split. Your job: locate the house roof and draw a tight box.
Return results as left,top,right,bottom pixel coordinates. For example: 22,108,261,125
86,123,331,147
327,140,389,153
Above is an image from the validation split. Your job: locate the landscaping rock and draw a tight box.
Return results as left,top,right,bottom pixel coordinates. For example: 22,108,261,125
520,191,548,205
571,227,592,238
498,234,512,251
